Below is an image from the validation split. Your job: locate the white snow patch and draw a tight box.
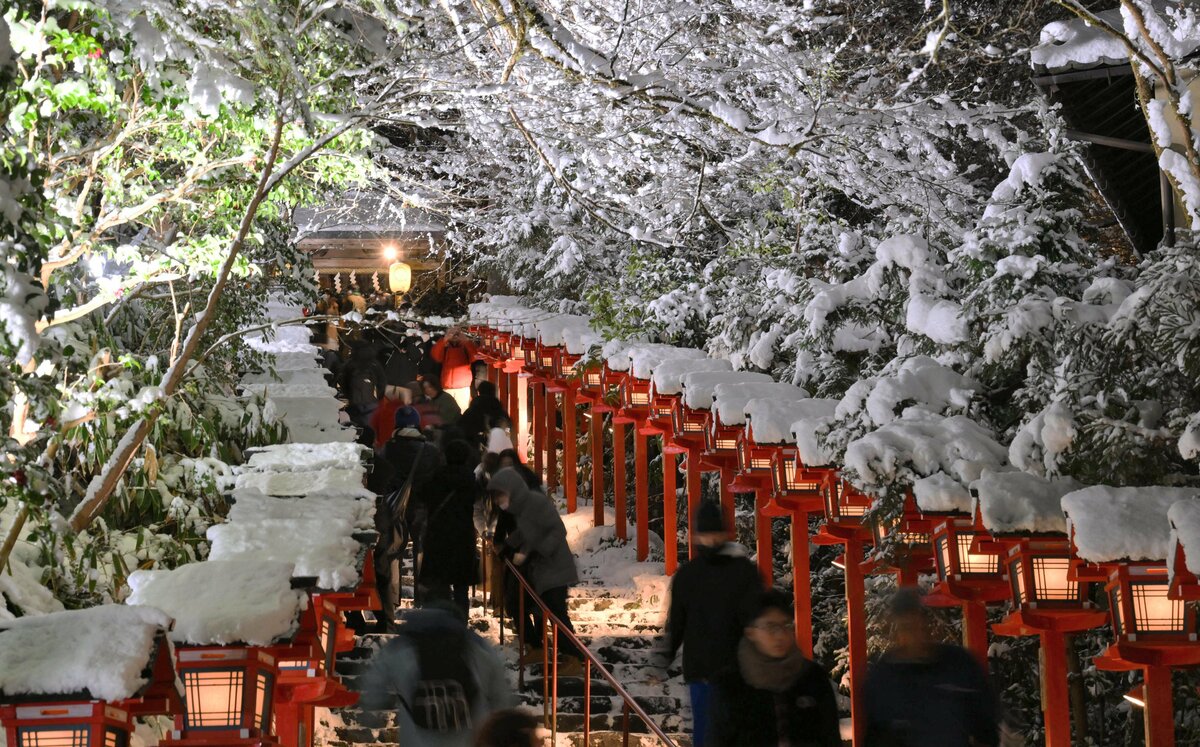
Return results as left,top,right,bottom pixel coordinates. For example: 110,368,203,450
712,382,809,426
972,470,1082,535
1062,486,1200,563
207,519,362,590
651,358,733,396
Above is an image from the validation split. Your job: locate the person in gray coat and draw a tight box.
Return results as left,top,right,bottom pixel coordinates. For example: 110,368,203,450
359,606,514,747
487,467,583,673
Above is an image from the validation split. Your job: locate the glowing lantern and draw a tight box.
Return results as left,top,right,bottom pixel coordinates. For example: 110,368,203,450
388,261,411,293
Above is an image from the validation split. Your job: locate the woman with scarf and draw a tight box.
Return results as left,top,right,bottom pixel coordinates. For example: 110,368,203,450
709,589,841,747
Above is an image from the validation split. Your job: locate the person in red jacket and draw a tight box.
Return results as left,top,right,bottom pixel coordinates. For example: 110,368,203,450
431,327,478,410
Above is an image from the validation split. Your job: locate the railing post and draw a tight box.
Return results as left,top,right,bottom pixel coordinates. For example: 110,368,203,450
516,586,525,690
719,465,736,538
613,420,628,541
551,620,559,744
591,407,606,527
542,621,551,727
663,447,678,575
564,388,577,513
755,490,773,585
846,539,868,747
635,427,650,562
623,702,630,747
584,659,592,744
792,510,813,658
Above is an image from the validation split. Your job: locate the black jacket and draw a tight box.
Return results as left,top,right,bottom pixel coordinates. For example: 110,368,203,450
384,335,424,387
458,393,507,445
419,463,480,586
709,658,841,747
663,543,763,681
864,643,999,747
341,344,386,409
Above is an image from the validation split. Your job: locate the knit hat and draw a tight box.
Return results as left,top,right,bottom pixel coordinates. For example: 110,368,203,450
695,500,725,534
394,406,421,430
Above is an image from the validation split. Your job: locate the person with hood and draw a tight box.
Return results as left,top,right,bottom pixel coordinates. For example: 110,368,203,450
359,604,513,747
486,467,583,676
656,500,763,747
431,327,478,409
423,378,462,426
459,380,507,447
864,589,999,747
708,589,841,747
419,440,481,618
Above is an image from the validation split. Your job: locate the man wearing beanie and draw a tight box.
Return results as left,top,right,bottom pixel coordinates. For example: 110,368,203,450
656,499,763,746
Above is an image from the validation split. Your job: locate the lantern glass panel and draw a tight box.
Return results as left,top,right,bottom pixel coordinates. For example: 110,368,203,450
1131,583,1184,633
1110,586,1124,636
320,617,336,671
957,534,1000,575
184,669,245,728
715,436,738,451
1032,557,1076,602
1009,558,1027,604
17,728,90,747
935,535,951,580
254,672,273,732
104,729,128,747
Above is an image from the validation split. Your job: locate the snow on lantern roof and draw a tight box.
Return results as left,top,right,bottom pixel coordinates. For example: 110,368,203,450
0,605,172,702
126,560,305,646
791,399,841,467
1062,486,1200,564
227,490,375,530
713,382,809,427
913,472,974,515
534,314,592,347
629,345,707,380
207,519,362,591
652,358,733,396
745,398,833,445
242,442,368,472
1168,499,1200,577
680,371,775,410
971,469,1082,535
562,324,603,356
842,411,1008,493
601,338,646,372
232,466,369,498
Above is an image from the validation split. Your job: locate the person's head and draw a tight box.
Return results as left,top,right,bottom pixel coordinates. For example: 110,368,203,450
692,500,728,548
423,379,443,399
406,381,425,403
744,589,797,660
475,380,497,400
444,439,474,467
487,467,530,512
394,405,421,431
497,449,521,470
887,588,933,653
474,709,541,747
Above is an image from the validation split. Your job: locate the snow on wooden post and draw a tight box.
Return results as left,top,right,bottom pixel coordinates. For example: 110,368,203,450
1062,486,1200,747
0,606,180,747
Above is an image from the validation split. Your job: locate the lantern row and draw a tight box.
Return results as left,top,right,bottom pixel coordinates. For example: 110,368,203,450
466,297,1200,747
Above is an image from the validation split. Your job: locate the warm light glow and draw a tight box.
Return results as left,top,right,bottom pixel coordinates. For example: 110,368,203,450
388,261,412,293
957,534,1000,575
184,669,245,728
1131,583,1184,632
382,245,398,261
1124,684,1146,709
831,554,846,570
17,728,89,747
1032,557,1076,601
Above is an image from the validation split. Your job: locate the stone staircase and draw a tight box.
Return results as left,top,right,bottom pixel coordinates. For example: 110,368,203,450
318,518,692,746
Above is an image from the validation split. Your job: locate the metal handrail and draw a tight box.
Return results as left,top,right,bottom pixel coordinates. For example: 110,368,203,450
493,555,678,746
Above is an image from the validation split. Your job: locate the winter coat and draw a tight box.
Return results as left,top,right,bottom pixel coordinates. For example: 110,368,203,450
418,339,442,384
663,543,763,681
430,391,462,426
385,335,424,387
709,651,841,747
487,468,578,594
342,345,386,410
864,643,999,747
383,432,444,497
420,463,480,586
431,337,477,390
358,609,514,747
370,398,404,449
458,393,507,446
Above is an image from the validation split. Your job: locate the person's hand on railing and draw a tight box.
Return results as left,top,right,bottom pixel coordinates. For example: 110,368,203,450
512,552,528,566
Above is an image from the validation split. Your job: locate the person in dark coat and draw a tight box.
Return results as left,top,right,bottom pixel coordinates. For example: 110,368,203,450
864,589,999,747
708,590,841,747
384,329,425,387
656,500,763,747
423,379,462,426
420,441,481,618
459,381,507,447
486,468,583,673
341,339,386,430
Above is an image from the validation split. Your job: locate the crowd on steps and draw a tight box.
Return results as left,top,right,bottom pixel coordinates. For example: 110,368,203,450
328,321,1003,747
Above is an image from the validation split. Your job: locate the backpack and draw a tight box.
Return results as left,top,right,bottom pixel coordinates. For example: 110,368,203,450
401,628,480,732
